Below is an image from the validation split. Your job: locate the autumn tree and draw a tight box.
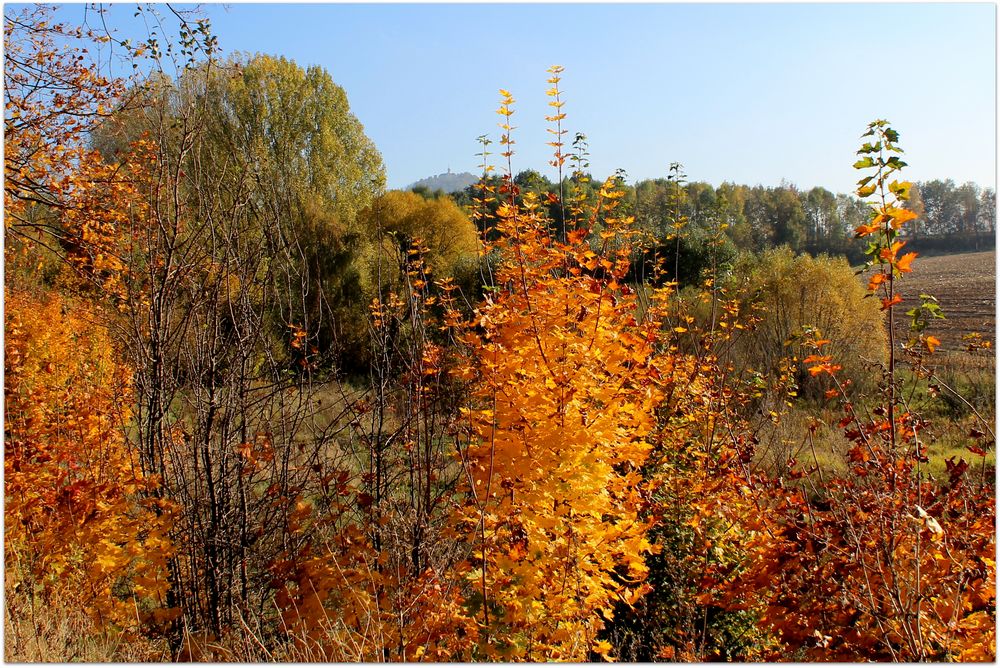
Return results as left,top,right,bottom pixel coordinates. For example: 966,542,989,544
4,7,181,656
4,5,122,217
4,4,137,297
359,189,479,294
437,83,679,661
105,58,376,646
95,53,386,372
723,247,888,401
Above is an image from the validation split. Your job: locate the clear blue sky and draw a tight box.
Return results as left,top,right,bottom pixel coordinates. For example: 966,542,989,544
37,3,998,193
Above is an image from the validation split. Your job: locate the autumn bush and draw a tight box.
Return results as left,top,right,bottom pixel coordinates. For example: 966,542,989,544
707,121,996,662
361,191,478,275
444,189,663,659
5,288,175,638
723,247,888,401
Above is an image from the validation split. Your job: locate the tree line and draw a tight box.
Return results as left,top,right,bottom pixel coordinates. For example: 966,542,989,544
449,169,996,277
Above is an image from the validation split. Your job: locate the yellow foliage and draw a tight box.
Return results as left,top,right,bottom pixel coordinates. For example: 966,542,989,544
725,247,888,397
360,189,480,288
445,181,671,660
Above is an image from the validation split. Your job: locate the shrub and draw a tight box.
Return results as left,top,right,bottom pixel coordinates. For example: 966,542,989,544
724,247,888,401
358,189,480,294
5,288,175,634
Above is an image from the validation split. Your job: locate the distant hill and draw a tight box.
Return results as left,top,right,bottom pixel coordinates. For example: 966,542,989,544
407,170,478,194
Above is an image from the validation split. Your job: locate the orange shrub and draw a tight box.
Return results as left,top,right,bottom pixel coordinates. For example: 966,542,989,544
5,287,175,631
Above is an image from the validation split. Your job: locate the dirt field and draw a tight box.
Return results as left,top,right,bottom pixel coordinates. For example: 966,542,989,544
894,250,995,356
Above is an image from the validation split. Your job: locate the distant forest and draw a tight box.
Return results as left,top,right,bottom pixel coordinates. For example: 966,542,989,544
409,169,996,281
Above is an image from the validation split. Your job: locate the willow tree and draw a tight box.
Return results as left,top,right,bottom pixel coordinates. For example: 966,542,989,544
210,55,385,370
359,190,479,293
97,54,385,371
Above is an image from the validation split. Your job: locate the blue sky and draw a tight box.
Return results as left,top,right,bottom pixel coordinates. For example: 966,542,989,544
33,3,998,193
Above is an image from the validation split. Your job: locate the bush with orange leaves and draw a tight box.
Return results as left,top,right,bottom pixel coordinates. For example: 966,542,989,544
269,79,701,662
430,82,703,661
5,288,176,632
707,121,996,662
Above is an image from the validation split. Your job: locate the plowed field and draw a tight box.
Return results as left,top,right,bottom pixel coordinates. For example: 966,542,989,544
894,250,995,361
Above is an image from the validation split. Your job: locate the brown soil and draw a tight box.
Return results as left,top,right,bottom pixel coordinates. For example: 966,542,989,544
892,250,995,356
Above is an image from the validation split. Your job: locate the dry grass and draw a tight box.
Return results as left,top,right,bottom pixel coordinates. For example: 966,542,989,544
3,582,358,662
4,582,170,662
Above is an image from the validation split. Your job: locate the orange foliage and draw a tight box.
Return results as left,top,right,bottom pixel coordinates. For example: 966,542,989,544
444,173,669,659
5,287,175,631
57,143,154,302
707,122,996,662
7,23,989,660
719,441,995,660
5,5,153,303
4,5,125,220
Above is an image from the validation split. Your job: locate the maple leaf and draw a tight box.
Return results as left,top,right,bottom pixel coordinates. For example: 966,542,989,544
880,294,903,310
867,271,887,292
895,251,917,273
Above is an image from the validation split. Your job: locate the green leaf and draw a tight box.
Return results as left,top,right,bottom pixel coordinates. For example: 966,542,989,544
853,157,875,170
